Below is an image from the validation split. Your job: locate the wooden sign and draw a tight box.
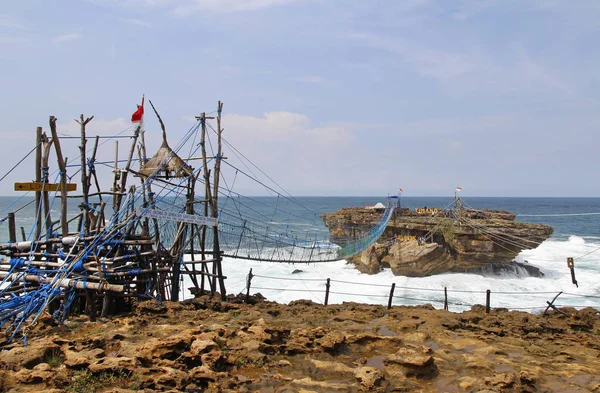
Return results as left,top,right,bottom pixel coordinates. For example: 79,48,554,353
14,182,77,192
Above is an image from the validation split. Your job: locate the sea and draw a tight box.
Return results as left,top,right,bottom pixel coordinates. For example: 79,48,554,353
1,196,599,313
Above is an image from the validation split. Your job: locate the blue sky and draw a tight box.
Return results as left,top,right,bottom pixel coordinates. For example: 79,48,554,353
0,0,599,196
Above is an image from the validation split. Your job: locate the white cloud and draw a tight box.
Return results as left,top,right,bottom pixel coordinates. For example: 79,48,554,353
0,15,26,30
53,33,82,43
215,111,364,194
121,18,152,27
348,32,573,96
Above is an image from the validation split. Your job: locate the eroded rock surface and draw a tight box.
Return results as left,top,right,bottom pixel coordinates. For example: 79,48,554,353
0,297,598,393
321,206,554,276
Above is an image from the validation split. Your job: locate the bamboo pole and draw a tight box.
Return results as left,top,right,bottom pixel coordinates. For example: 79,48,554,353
0,271,124,292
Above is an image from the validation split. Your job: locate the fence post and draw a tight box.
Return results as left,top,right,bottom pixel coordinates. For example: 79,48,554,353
485,289,491,313
245,268,253,303
567,257,578,287
324,278,330,306
387,283,395,309
444,287,448,311
7,213,16,243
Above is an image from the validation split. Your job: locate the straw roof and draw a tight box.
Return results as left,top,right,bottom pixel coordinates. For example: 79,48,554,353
139,139,193,178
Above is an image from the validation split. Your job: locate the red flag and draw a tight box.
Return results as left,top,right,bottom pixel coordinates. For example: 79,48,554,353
399,188,404,193
131,96,144,123
456,186,462,192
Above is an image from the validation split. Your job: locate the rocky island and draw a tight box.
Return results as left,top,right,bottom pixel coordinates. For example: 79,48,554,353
321,202,554,277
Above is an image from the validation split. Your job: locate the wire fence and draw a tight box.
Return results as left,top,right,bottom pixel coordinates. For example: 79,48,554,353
241,269,600,314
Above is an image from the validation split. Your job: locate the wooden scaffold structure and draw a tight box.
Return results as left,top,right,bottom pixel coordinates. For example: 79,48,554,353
0,98,228,341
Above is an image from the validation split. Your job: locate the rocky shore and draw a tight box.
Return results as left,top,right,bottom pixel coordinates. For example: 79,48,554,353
1,295,599,392
321,206,554,277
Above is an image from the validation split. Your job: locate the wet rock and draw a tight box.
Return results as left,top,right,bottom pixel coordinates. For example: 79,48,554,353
385,345,438,378
356,245,381,274
291,377,350,391
315,331,345,351
309,359,354,374
484,372,517,389
354,366,385,391
458,376,479,390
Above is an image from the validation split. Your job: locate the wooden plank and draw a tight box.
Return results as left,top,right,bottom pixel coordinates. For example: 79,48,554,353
14,182,77,192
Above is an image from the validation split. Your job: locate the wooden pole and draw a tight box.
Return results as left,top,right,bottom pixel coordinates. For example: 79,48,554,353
544,291,563,316
49,116,68,238
485,289,491,313
324,278,331,306
213,101,226,299
35,127,42,240
41,132,54,235
567,257,578,287
444,287,448,311
245,268,253,303
0,271,124,292
114,123,140,213
199,113,217,295
76,114,94,235
7,213,16,243
111,140,119,209
387,283,395,309
20,226,26,242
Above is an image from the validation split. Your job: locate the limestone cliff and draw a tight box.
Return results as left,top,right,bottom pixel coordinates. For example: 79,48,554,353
321,205,554,277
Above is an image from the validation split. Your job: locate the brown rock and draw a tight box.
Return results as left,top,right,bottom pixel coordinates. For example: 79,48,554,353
309,359,354,374
189,339,219,357
64,348,104,369
385,346,437,378
315,331,345,351
14,367,54,384
291,377,350,391
152,366,189,390
88,356,138,374
484,372,517,389
356,245,381,274
354,366,385,391
0,342,57,370
321,206,553,276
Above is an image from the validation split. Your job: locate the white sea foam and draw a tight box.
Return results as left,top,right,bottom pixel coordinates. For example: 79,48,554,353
182,236,600,312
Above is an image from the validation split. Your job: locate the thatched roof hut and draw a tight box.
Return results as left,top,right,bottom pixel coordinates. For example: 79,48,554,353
139,138,193,178
140,100,194,179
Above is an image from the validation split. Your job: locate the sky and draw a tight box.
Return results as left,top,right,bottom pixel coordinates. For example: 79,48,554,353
0,0,599,197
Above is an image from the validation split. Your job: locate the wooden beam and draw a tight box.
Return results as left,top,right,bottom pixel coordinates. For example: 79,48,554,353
14,182,77,192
